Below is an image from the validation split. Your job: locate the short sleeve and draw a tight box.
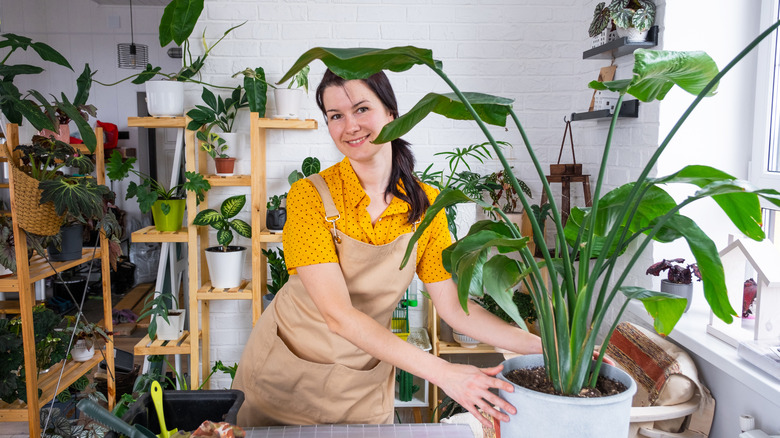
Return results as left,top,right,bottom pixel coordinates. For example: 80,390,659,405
415,192,453,284
282,179,338,272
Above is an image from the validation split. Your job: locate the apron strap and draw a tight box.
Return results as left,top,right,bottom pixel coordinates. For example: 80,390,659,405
307,174,342,243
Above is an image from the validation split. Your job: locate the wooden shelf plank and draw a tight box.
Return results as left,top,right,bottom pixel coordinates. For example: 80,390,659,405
128,117,187,128
0,248,103,291
258,230,283,242
196,280,253,300
436,340,497,355
131,226,189,243
255,118,318,130
134,331,194,355
0,354,103,419
206,174,251,186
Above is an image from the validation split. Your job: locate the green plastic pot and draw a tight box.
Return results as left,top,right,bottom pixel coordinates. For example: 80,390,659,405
151,199,186,232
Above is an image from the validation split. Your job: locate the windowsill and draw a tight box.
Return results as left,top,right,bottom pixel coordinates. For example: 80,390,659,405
627,301,780,405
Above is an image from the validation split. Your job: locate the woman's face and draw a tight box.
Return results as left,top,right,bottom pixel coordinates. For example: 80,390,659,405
321,80,395,165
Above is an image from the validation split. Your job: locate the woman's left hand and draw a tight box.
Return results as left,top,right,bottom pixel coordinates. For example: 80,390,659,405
435,362,515,429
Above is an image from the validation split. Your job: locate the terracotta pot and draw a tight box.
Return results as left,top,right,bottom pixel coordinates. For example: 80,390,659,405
214,157,236,175
39,124,71,143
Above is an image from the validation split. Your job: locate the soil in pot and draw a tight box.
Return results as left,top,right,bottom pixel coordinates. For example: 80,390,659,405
505,366,627,398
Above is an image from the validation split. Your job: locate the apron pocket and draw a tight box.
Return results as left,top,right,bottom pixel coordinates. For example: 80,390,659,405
324,360,393,423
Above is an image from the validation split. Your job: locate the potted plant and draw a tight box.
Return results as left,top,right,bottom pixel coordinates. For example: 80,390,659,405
646,258,701,312
97,0,245,117
0,33,99,151
196,129,235,175
274,65,310,119
266,194,287,232
193,194,252,289
417,141,502,239
63,316,111,362
139,291,185,341
106,150,210,231
188,85,249,174
589,0,656,43
232,66,269,117
288,156,321,185
276,27,780,434
11,136,123,268
261,247,289,309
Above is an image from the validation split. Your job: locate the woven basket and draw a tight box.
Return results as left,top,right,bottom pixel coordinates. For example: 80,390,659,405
11,166,62,236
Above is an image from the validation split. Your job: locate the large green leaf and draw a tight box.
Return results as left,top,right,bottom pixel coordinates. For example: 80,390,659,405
193,209,222,227
483,255,530,330
216,229,233,247
374,92,514,144
243,67,267,115
229,218,252,239
159,0,204,46
38,178,107,219
220,195,246,219
622,287,686,335
590,49,719,102
29,41,73,70
0,64,44,78
73,64,93,107
662,215,737,323
57,94,97,153
278,46,440,85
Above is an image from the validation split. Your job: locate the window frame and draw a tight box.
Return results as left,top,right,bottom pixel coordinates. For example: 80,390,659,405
751,0,780,193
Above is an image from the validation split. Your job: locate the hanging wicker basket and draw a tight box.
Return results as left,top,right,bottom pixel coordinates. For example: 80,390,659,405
10,166,62,236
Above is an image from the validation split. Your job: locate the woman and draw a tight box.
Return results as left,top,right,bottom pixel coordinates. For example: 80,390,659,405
233,69,542,428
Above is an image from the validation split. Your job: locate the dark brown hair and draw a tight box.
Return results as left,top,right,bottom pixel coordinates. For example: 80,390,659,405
315,69,429,223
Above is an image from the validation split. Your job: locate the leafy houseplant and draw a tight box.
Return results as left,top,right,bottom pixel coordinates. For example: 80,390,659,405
193,195,252,289
261,247,289,297
274,65,310,119
288,156,321,185
233,64,311,118
106,149,210,231
63,316,110,362
276,24,780,434
196,130,235,175
139,291,183,341
0,33,99,151
646,258,701,312
187,86,248,134
266,194,287,232
589,0,656,42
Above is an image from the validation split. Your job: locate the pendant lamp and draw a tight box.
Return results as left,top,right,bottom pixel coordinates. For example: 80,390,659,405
117,0,148,69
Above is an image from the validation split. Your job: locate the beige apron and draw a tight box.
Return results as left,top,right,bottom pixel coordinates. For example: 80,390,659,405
234,174,418,426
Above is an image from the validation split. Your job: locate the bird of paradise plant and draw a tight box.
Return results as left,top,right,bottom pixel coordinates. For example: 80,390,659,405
276,19,780,396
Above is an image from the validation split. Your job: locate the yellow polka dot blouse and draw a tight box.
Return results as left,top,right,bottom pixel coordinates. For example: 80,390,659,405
283,157,452,284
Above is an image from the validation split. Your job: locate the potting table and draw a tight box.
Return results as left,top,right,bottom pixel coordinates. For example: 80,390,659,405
245,424,473,437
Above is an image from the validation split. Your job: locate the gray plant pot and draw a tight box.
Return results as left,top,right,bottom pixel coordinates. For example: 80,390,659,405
661,279,693,312
498,354,636,438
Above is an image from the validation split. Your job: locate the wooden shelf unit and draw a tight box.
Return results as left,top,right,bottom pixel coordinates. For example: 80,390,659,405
0,124,115,436
129,115,317,390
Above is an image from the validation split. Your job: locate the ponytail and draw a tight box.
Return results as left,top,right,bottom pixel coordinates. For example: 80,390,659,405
389,139,429,224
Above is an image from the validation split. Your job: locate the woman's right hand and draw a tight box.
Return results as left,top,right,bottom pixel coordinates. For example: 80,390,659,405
435,362,515,429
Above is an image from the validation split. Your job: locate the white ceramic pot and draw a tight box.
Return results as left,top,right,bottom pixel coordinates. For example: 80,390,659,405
71,339,95,362
661,279,693,312
452,330,480,348
616,26,649,42
274,88,304,119
498,354,637,437
205,246,247,289
145,81,184,117
156,310,185,341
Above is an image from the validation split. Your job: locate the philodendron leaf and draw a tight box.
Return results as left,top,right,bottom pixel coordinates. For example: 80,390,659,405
622,287,686,335
107,150,136,181
375,92,514,144
159,0,204,46
220,195,246,219
278,46,440,85
29,40,73,70
591,49,719,102
301,157,321,177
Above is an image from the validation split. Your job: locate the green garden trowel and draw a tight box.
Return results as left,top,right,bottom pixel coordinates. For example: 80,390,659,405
77,399,156,438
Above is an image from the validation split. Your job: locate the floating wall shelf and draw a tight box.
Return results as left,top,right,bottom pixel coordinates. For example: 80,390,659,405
583,26,659,59
571,99,640,121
